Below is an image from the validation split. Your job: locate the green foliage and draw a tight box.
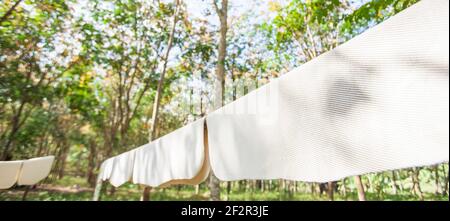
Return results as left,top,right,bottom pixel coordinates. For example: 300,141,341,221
1,165,448,201
342,0,420,38
0,0,446,201
262,0,420,66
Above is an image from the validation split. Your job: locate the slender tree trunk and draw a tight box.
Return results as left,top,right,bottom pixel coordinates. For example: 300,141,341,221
287,181,293,198
245,180,249,192
147,0,179,142
1,100,27,160
391,171,399,194
142,0,180,201
411,168,424,201
342,179,348,199
278,179,283,199
442,164,448,196
58,143,70,179
93,174,104,201
22,186,31,201
396,170,405,192
367,175,374,193
263,180,267,192
256,180,261,191
310,183,316,196
141,186,152,201
434,166,441,195
109,186,116,196
209,0,228,202
87,140,97,187
176,185,182,195
51,141,65,180
195,185,200,195
354,175,366,201
35,131,48,157
327,181,334,201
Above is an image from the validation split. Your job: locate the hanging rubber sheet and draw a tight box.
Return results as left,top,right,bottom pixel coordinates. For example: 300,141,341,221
98,0,449,187
206,0,449,182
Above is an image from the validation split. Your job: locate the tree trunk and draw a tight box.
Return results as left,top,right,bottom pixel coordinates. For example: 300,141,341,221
142,0,180,201
442,164,448,196
148,0,180,142
342,179,348,199
354,175,366,201
22,186,31,201
327,181,334,201
209,173,221,201
256,180,262,191
434,166,441,195
310,183,316,196
35,131,48,157
391,171,399,195
58,143,70,179
278,179,283,199
1,100,27,160
109,186,116,196
141,186,152,201
209,0,228,202
367,175,374,193
411,168,424,201
263,180,267,192
87,140,97,187
246,180,250,192
93,173,105,201
195,184,200,195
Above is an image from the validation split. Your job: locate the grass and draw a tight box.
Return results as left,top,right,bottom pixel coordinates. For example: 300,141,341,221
0,175,448,201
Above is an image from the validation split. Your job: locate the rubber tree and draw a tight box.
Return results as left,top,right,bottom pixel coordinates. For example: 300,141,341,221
142,0,181,201
354,175,366,201
209,0,228,201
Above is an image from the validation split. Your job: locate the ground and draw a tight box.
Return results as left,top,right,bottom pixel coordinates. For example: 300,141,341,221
0,175,448,201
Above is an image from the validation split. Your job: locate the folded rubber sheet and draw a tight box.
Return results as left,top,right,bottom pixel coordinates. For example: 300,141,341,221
17,156,55,185
98,0,449,187
100,118,209,187
0,160,23,189
0,156,55,189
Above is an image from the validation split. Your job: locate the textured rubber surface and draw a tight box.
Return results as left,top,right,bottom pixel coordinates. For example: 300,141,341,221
207,0,449,182
0,160,23,189
17,156,54,185
99,0,449,187
100,118,207,187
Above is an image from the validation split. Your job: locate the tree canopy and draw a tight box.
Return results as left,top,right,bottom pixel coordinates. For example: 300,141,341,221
0,0,446,201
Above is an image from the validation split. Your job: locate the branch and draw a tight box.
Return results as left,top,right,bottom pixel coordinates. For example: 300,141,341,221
212,0,221,16
0,0,23,24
